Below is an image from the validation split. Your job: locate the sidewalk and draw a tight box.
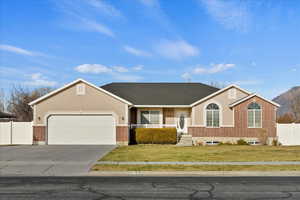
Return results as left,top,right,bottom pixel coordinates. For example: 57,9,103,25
96,161,300,165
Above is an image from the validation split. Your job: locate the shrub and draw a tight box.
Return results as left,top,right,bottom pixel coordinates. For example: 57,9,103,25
236,139,249,145
218,141,233,146
135,128,177,144
257,129,268,145
272,139,279,146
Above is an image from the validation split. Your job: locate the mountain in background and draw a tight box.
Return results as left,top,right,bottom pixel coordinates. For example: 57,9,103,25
273,86,300,117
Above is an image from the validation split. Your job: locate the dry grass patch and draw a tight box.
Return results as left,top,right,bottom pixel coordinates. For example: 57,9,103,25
100,145,300,162
92,164,300,171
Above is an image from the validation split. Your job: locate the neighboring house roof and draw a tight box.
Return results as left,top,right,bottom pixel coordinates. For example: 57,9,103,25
0,111,16,119
229,93,280,107
29,79,133,106
101,82,220,106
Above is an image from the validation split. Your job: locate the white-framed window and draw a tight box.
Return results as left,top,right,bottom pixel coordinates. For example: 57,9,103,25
206,103,220,127
228,88,237,99
140,110,160,124
76,83,85,95
248,102,262,128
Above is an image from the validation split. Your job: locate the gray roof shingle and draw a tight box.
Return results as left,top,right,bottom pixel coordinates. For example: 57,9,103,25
101,83,219,105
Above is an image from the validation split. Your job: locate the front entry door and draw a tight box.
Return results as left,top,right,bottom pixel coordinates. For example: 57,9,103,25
175,110,189,134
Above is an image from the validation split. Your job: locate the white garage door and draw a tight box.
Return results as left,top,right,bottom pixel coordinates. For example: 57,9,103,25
47,115,116,145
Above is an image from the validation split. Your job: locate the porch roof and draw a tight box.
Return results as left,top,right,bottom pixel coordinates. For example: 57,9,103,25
101,83,219,106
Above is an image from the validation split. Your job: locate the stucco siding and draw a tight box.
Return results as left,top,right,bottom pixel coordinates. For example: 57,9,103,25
33,82,128,125
192,87,248,126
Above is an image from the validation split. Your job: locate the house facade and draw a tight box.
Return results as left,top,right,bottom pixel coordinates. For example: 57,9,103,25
29,79,279,145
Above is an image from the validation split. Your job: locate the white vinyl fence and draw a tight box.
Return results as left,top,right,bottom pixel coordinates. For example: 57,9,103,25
0,122,33,145
277,123,300,146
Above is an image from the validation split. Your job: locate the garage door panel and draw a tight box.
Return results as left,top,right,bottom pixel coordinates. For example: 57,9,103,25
48,115,116,145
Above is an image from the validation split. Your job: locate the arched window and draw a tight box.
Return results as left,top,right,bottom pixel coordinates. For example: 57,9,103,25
206,103,220,127
248,102,262,128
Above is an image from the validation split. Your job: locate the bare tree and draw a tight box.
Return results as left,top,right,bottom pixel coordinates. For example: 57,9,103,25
290,95,300,121
208,81,226,89
277,113,295,123
7,86,53,122
0,89,5,112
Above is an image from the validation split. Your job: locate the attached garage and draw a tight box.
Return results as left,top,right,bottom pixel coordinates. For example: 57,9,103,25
29,79,131,145
47,115,116,145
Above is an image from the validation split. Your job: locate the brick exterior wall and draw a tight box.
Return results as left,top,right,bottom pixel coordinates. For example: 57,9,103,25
189,96,277,138
116,126,129,145
33,126,46,142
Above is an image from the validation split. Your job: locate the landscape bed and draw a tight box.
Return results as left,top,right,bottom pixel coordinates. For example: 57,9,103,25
100,145,300,162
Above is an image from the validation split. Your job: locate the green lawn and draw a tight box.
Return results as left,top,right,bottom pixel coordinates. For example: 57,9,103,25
100,145,300,162
92,164,300,171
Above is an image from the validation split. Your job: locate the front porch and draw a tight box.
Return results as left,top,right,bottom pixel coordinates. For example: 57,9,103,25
129,107,191,133
129,107,192,145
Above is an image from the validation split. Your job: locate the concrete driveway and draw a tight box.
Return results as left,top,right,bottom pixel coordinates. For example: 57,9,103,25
0,145,115,176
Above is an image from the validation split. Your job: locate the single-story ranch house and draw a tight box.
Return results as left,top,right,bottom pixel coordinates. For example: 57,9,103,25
29,79,280,145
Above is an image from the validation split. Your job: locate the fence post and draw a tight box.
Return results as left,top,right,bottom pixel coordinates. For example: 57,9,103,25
10,120,13,145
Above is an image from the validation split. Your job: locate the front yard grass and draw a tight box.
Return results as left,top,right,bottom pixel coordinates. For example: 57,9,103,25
92,164,300,171
100,145,300,162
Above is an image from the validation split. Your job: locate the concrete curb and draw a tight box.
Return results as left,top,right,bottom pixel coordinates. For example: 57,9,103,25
88,171,300,177
96,161,300,165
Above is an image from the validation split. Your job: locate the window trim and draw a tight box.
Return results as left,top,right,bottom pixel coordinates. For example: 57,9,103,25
204,102,222,128
137,108,163,125
247,102,262,128
76,83,85,95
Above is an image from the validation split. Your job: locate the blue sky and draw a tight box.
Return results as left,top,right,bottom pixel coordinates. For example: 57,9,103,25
1,0,300,99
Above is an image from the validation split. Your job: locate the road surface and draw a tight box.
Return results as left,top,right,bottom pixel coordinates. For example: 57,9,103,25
0,176,300,199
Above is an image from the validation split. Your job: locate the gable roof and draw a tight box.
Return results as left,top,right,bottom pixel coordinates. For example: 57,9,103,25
29,79,133,106
190,84,252,106
229,93,280,107
101,82,220,106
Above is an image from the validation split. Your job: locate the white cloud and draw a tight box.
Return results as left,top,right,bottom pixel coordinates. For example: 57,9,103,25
81,18,115,37
181,72,192,81
155,40,200,60
74,63,144,81
199,0,250,32
75,64,112,74
0,44,39,56
132,65,143,71
123,46,151,57
87,0,122,17
54,0,115,38
113,66,129,73
24,73,57,87
193,63,235,74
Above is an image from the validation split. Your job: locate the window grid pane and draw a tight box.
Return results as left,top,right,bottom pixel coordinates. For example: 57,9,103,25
206,111,213,127
248,110,254,128
255,110,262,127
141,111,150,124
213,110,219,127
150,111,160,124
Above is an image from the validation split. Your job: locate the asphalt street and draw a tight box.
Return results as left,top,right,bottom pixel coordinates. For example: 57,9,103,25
0,176,300,200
